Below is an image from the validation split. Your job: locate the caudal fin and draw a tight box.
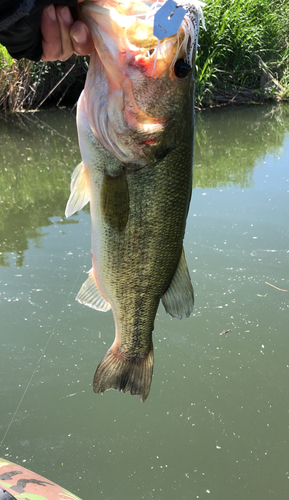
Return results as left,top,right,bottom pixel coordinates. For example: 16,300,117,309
93,345,154,402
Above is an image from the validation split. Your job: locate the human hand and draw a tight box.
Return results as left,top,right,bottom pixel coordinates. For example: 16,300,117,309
41,1,94,61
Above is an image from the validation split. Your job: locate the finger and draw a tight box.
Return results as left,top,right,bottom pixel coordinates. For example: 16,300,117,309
71,21,94,56
41,5,75,61
41,5,62,61
55,5,74,61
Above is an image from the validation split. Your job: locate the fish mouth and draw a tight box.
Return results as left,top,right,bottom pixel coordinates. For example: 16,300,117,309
79,0,203,163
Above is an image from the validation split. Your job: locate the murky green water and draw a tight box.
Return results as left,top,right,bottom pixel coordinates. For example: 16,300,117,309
0,104,288,500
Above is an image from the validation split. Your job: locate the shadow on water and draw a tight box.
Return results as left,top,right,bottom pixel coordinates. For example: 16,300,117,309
1,104,289,267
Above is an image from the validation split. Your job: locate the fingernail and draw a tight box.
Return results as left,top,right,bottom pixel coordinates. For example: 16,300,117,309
72,27,87,44
47,4,56,21
60,6,73,24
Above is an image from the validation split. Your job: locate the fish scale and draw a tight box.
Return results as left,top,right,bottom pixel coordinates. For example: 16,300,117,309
101,140,193,349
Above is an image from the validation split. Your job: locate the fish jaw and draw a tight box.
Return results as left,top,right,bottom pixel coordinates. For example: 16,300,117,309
78,0,201,164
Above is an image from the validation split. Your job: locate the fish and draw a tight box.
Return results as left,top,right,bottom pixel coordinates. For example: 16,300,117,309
65,0,204,402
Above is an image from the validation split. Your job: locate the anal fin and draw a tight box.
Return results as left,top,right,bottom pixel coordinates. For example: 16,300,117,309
76,269,111,312
65,162,90,217
161,248,194,319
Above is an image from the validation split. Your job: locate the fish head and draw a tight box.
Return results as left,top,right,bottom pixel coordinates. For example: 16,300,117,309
78,0,204,164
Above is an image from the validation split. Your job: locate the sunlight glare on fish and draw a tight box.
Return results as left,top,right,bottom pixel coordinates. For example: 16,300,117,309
109,9,135,28
139,122,164,133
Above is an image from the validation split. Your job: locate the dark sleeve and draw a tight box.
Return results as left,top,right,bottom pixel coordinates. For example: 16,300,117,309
0,0,78,61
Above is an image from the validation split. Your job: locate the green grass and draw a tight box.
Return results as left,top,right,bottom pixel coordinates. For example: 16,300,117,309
0,44,14,69
0,45,33,110
195,0,289,106
0,44,16,109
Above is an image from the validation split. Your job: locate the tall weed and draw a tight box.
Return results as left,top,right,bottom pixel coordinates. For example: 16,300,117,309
196,0,289,106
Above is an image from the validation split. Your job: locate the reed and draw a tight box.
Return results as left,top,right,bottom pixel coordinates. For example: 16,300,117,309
196,0,289,106
0,48,88,111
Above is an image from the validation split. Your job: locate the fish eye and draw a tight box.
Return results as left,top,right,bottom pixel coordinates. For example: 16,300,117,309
174,59,191,79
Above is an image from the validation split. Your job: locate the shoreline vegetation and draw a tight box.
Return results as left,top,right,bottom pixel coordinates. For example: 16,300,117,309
0,0,288,112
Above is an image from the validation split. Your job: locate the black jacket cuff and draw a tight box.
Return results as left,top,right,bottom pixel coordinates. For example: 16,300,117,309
0,0,78,61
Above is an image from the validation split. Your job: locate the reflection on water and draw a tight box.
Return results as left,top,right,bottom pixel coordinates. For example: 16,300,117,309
0,104,289,500
0,110,81,267
194,104,289,188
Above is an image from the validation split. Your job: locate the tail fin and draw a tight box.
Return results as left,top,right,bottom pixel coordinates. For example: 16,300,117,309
93,345,154,402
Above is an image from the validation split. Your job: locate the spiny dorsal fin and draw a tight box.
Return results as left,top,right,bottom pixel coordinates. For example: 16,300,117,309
65,162,90,218
76,268,111,312
161,248,194,319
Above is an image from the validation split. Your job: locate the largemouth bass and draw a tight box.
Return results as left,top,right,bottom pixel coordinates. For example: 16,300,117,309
66,0,204,402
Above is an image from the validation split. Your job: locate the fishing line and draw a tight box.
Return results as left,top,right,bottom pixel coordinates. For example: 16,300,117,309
0,249,89,450
32,63,76,113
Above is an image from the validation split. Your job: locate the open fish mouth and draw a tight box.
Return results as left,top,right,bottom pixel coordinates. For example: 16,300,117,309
81,0,204,73
78,0,205,163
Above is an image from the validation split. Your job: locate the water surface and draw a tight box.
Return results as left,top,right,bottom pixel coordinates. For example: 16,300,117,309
0,104,288,500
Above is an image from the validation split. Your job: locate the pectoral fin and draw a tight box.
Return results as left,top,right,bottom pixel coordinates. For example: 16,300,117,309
161,248,194,319
76,269,111,312
65,162,90,217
